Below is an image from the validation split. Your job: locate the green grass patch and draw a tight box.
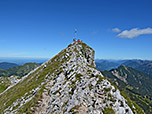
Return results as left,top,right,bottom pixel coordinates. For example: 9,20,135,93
120,91,144,114
0,47,68,113
75,73,82,82
69,105,80,113
104,87,111,94
103,107,115,114
88,84,93,90
0,85,9,93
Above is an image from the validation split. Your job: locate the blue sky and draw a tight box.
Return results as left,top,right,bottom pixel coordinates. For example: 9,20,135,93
0,0,152,60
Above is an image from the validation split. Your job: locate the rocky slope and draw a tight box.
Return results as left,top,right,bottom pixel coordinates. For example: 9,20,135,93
0,76,21,94
103,65,152,95
102,65,152,114
0,42,144,114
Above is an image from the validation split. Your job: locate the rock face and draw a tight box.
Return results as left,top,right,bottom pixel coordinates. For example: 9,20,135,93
0,42,144,114
42,42,133,114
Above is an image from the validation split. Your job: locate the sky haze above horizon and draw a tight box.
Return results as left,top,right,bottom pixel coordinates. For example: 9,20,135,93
0,0,152,60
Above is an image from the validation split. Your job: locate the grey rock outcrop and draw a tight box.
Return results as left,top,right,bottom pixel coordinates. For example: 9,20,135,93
34,42,135,114
0,42,144,114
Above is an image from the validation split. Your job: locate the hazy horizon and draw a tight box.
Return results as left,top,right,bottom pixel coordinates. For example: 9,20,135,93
0,57,152,65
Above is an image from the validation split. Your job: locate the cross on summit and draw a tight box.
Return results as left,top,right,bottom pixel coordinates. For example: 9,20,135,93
73,29,82,43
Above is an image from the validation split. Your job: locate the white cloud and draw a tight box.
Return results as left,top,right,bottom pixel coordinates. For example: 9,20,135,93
117,28,152,38
112,28,121,33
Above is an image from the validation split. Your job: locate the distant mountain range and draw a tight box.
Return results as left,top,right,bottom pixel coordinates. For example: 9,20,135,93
96,59,152,75
0,58,151,113
102,65,152,114
0,62,18,69
95,60,120,71
0,57,48,65
96,59,152,113
0,42,144,114
0,63,40,77
123,60,152,75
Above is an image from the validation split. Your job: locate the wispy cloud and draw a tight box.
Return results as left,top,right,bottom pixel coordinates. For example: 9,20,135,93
112,28,121,33
117,28,152,38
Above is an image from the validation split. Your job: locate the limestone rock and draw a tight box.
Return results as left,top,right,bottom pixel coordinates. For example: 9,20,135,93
0,42,144,114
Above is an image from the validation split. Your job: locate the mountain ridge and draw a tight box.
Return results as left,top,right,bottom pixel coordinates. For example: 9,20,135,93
0,63,40,77
102,65,152,114
96,59,152,76
0,62,18,70
0,42,144,113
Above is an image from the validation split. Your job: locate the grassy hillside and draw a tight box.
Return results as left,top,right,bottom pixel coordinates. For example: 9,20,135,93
0,43,145,113
0,47,68,113
0,76,21,93
0,62,18,69
0,63,40,77
102,65,152,114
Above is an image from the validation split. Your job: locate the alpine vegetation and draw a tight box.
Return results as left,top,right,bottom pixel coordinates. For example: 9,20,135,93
0,41,144,114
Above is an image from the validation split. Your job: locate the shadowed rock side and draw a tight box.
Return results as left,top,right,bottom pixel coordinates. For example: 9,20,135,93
0,42,144,114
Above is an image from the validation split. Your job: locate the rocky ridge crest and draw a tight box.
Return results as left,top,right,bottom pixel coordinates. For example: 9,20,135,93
0,42,143,114
35,42,135,114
